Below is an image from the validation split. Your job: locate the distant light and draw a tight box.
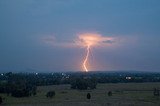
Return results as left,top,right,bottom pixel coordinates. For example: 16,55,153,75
1,73,3,76
35,73,38,75
62,73,66,76
126,77,131,80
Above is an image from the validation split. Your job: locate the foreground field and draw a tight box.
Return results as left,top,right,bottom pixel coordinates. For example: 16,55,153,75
1,83,160,106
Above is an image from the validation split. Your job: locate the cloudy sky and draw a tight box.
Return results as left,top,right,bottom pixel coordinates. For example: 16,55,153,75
0,0,160,72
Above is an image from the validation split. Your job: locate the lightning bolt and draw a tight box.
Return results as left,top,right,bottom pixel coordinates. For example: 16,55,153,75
78,33,113,72
83,45,90,72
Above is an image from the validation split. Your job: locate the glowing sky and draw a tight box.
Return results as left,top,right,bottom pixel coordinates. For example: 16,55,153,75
77,33,114,47
0,0,160,72
76,33,114,72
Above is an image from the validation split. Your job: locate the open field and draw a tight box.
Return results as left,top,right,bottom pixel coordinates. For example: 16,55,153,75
1,82,160,106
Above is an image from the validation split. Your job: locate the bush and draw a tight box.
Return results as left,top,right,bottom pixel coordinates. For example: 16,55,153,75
32,86,37,96
153,88,159,96
11,89,30,97
33,91,37,96
87,93,91,99
70,78,97,90
108,91,112,96
46,91,55,98
0,96,2,104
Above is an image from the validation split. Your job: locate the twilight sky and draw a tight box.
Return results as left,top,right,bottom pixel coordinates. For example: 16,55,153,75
0,0,160,72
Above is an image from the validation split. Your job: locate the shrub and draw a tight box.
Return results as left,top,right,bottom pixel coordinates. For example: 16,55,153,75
71,78,97,90
0,96,2,104
32,86,37,96
87,93,91,99
11,89,30,97
46,91,55,98
153,88,159,96
108,91,112,96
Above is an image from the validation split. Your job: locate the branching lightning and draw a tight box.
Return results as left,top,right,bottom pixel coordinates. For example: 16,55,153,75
83,45,90,72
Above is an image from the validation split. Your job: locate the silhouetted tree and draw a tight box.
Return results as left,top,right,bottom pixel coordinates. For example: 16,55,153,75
32,86,37,96
46,91,55,98
153,88,159,96
0,85,5,93
87,93,91,99
71,80,77,89
77,79,88,90
0,96,2,104
11,89,30,97
5,83,12,96
108,91,112,96
70,78,97,90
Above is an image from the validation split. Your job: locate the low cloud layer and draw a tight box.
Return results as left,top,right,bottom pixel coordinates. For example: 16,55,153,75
42,32,116,48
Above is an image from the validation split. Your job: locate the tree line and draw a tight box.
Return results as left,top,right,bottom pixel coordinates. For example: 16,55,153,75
0,71,160,97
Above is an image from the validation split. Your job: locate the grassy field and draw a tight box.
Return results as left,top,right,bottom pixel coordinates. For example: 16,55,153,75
1,82,160,106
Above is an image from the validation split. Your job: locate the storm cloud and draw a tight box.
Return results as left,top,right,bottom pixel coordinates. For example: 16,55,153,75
0,0,160,72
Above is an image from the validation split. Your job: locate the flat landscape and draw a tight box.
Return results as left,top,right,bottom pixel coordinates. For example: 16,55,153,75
1,82,160,106
1,0,160,106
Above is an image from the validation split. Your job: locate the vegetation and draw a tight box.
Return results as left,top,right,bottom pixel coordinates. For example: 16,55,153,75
0,71,160,105
46,91,55,98
108,91,112,96
0,83,160,106
0,71,160,89
0,72,37,97
153,88,160,96
86,93,91,99
0,96,2,104
70,78,97,90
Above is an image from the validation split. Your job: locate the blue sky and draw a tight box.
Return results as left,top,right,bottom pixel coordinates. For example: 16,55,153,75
0,0,160,72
